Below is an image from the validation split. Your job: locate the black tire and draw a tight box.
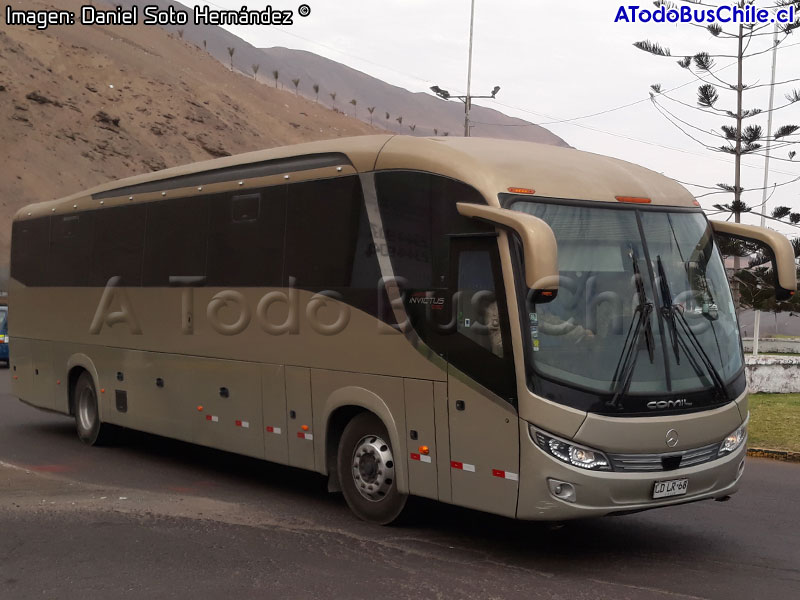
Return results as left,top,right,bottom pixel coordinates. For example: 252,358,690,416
337,412,407,525
73,371,116,446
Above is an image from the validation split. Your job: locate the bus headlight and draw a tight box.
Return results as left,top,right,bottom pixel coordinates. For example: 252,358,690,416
718,423,747,456
530,425,611,471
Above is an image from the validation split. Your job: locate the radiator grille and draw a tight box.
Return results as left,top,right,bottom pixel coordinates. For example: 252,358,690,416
608,443,720,472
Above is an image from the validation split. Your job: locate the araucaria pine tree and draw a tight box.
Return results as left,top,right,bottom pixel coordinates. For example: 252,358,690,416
635,0,800,305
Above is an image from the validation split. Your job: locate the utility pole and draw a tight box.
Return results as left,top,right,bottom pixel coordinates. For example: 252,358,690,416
752,24,780,356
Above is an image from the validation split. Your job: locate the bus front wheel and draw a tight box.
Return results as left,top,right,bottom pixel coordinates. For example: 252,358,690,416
73,372,116,446
337,412,407,524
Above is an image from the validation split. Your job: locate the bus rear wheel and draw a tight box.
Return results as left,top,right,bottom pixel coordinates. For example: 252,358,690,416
73,372,116,446
337,412,407,524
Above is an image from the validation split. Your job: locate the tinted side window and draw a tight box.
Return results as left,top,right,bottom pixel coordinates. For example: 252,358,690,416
284,176,362,288
90,204,146,286
206,187,286,286
49,213,94,286
11,218,50,287
375,171,488,290
143,196,209,286
448,237,516,400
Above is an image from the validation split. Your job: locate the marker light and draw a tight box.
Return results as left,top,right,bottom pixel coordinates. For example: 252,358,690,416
718,423,747,456
508,187,536,195
530,425,611,471
616,196,652,204
419,445,430,455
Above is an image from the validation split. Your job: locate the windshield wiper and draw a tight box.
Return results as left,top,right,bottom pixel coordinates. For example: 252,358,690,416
656,256,729,403
657,256,681,364
673,308,729,402
608,247,655,410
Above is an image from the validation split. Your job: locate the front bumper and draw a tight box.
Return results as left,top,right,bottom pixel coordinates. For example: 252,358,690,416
516,420,746,521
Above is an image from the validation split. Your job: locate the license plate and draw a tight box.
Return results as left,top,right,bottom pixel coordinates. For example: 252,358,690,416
652,478,688,499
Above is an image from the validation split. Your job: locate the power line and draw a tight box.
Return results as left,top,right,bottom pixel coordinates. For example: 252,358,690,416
193,0,800,183
472,40,800,129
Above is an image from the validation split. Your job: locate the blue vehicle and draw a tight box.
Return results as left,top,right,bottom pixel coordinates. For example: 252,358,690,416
0,306,8,366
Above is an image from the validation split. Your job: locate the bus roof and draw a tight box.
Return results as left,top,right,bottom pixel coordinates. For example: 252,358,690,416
15,135,697,220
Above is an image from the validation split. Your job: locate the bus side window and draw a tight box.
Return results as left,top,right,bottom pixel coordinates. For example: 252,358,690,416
50,213,94,286
142,196,210,286
284,176,362,288
448,236,516,402
10,218,50,287
90,204,146,286
206,188,286,287
455,249,503,359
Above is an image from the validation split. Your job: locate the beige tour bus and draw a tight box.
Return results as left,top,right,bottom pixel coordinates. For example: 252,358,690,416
9,135,797,523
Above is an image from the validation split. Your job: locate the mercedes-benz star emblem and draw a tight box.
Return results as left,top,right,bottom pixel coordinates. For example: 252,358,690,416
666,429,679,448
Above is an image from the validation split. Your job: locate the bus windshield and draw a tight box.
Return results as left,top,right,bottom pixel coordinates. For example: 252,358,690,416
511,201,742,399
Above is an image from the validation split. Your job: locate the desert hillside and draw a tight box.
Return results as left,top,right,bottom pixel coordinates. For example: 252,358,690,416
118,0,570,147
0,0,381,266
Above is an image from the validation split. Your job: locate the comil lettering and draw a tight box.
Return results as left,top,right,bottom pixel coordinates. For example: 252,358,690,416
647,399,693,410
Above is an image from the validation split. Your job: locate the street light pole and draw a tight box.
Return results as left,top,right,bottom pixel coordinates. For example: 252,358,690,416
430,0,499,134
465,0,476,137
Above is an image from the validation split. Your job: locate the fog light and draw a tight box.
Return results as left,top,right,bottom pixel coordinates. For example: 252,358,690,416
548,478,576,503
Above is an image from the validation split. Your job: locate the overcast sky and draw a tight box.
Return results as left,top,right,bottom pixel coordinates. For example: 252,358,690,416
192,0,800,234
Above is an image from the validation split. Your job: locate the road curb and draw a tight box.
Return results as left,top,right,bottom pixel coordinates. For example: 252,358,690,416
747,448,800,463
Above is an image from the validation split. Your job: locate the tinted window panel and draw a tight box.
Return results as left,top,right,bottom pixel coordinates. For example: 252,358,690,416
143,196,209,286
284,177,361,288
49,213,94,286
11,218,50,287
207,188,286,287
375,171,488,290
90,204,146,286
447,237,516,400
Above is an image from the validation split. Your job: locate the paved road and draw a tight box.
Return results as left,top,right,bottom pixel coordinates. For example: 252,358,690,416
0,371,798,600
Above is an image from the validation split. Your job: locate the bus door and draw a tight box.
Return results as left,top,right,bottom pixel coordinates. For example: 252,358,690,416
445,235,520,518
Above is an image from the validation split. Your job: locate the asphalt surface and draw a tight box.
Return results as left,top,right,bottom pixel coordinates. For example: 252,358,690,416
0,370,798,600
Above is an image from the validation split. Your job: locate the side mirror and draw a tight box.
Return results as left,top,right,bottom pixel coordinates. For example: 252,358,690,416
710,220,797,301
456,203,559,301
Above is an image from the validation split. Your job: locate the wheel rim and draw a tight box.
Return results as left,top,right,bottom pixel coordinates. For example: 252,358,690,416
77,386,97,433
351,434,395,502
